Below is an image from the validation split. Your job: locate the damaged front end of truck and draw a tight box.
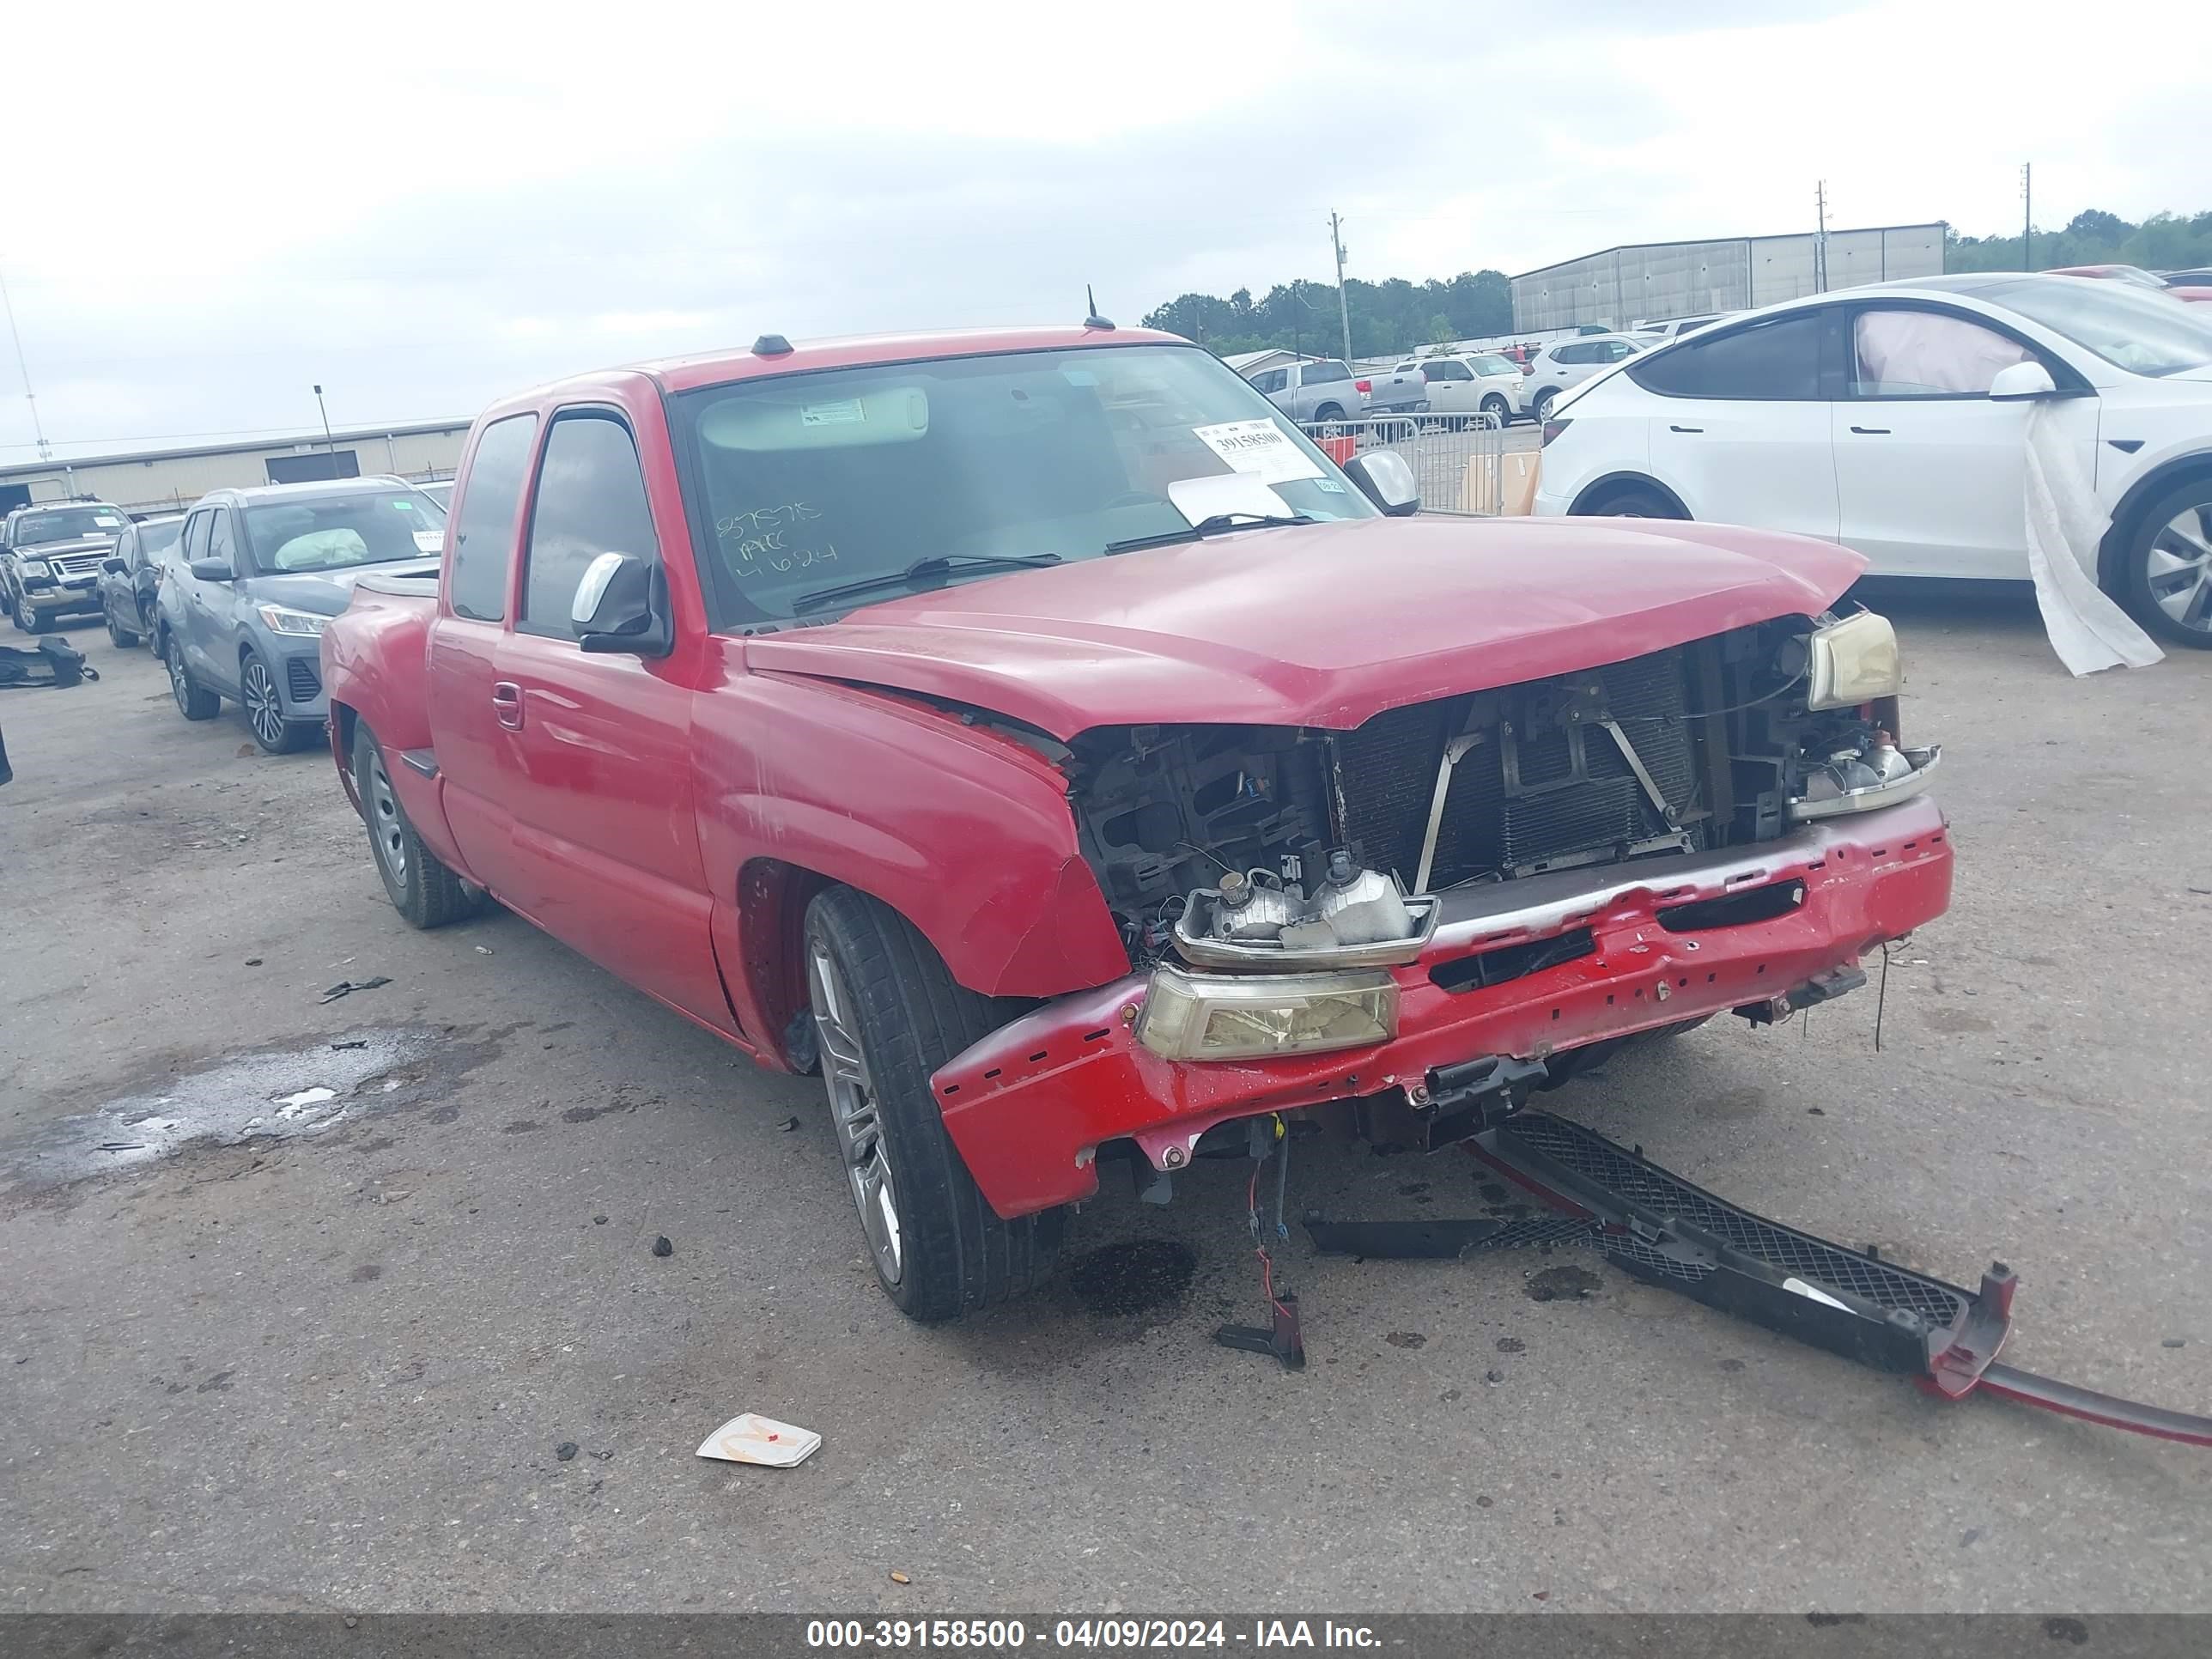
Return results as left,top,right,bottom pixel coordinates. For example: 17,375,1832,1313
932,606,1948,1218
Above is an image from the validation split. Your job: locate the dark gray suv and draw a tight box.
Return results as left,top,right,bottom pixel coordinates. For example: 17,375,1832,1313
155,478,447,753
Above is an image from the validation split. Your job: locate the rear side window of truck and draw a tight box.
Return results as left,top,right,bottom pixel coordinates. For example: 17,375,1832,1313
449,413,539,623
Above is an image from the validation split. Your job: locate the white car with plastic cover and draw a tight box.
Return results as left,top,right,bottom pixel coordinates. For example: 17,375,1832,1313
1533,274,2212,649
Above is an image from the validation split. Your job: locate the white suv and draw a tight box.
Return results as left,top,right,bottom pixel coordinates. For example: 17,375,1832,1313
1532,274,2212,648
1520,333,1650,422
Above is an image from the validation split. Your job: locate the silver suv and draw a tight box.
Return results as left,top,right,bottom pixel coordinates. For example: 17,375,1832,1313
1521,333,1649,422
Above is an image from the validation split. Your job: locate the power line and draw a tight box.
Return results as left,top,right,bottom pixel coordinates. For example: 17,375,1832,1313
0,259,51,462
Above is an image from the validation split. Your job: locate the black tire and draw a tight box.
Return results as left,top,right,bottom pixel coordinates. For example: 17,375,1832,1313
107,605,139,650
350,723,482,928
2115,477,2212,649
1530,388,1558,423
15,590,52,634
166,635,221,720
803,885,1066,1322
1312,403,1345,424
240,648,316,754
1481,394,1511,428
1582,483,1685,520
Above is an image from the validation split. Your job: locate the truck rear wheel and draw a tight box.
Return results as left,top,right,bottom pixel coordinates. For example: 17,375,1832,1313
803,886,1065,1322
351,724,483,929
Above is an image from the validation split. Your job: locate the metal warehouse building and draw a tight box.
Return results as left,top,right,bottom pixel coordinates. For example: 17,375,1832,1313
0,421,470,520
1511,222,1947,333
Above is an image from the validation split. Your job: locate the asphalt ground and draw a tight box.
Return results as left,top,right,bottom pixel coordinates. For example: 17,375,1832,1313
2,581,2207,1614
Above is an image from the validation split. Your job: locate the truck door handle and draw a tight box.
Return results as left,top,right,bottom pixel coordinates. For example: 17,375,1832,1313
1668,424,1703,434
1849,425,1892,435
491,682,523,731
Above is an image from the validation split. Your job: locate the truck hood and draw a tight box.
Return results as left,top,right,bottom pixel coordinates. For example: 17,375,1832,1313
745,515,1863,739
243,559,442,614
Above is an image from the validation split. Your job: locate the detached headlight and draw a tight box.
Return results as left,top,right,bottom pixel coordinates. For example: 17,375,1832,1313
1137,966,1398,1061
1804,611,1899,711
258,605,331,637
19,559,51,580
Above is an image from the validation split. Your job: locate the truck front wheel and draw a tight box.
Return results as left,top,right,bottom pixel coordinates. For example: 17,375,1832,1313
351,724,483,929
803,886,1065,1321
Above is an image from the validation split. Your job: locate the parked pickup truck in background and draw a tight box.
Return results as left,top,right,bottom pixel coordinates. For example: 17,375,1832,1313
323,325,1952,1322
1245,356,1370,423
1358,360,1430,415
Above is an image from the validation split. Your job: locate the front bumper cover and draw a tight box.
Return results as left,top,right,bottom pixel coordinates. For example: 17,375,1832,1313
933,796,1954,1220
21,580,103,615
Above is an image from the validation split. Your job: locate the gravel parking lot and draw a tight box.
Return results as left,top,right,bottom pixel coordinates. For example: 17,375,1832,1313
3,584,2208,1614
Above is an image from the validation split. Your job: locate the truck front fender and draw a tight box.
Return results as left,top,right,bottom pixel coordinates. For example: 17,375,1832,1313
694,672,1129,1053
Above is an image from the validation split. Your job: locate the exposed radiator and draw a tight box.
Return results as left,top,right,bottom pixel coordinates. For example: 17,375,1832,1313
1334,647,1699,888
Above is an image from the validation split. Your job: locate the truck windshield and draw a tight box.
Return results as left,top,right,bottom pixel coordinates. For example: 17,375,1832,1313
242,489,447,574
670,343,1374,624
15,507,128,546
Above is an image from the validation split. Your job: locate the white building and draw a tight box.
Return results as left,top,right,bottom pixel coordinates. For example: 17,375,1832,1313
1511,223,1947,333
0,421,471,520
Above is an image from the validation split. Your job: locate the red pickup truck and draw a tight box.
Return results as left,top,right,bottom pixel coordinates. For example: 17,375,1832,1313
321,324,1953,1321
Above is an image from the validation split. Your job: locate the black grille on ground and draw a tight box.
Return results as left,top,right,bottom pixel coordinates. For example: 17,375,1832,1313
286,658,321,702
1497,1114,1968,1323
1334,647,1699,887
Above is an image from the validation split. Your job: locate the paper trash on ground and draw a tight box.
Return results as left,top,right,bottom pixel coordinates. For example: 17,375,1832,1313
695,1412,821,1468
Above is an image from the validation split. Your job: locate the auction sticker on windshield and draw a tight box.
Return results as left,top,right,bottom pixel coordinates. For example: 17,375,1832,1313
1193,420,1322,485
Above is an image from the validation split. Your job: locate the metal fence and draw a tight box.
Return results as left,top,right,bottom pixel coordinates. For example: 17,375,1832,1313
1297,416,1514,516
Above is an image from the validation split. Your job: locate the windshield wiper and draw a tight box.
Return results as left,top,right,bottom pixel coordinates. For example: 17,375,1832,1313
1103,512,1316,556
788,552,1063,616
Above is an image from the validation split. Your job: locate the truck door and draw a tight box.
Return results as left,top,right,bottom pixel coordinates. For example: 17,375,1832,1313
426,411,541,900
489,406,735,1034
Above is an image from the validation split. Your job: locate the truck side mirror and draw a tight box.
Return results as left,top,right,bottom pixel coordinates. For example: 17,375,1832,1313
572,552,672,657
1343,448,1419,516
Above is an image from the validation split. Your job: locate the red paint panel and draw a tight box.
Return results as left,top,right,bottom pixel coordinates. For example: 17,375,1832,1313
936,801,1954,1219
746,515,1864,740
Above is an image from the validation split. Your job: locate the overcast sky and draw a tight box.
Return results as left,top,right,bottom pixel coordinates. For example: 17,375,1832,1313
5,0,2207,460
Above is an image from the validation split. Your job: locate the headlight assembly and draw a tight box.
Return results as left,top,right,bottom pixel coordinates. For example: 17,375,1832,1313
1136,966,1398,1061
258,605,331,637
1804,611,1900,711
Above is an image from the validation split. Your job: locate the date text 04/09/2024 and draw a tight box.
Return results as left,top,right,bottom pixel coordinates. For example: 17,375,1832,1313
804,1620,1381,1650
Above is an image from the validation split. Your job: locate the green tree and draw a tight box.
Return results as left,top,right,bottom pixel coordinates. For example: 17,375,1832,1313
1146,266,1517,360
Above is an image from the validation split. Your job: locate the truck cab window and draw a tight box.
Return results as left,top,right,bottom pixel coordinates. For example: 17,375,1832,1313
521,413,660,638
450,413,539,622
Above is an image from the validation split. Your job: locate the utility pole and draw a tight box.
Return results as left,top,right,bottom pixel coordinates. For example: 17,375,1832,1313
313,384,335,453
2021,162,2033,270
1814,180,1829,292
1328,211,1353,362
0,258,52,463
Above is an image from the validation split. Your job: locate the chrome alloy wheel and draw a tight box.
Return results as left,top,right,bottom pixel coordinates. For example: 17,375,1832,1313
242,658,287,749
2146,501,2212,635
806,939,903,1285
365,744,408,884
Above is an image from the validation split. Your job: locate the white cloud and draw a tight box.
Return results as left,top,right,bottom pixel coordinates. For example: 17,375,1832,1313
3,0,2206,459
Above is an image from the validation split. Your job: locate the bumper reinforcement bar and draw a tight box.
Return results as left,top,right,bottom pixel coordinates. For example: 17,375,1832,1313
1298,1110,2211,1449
